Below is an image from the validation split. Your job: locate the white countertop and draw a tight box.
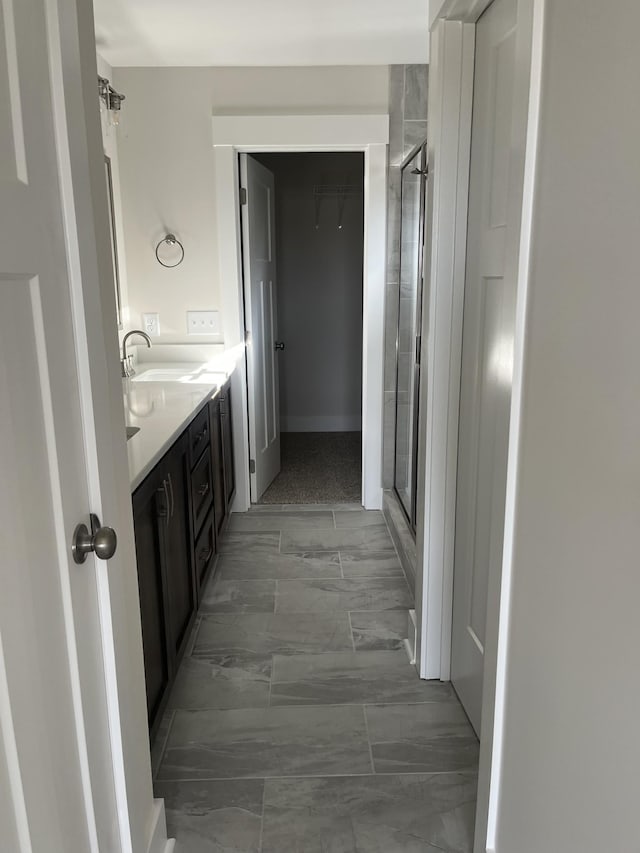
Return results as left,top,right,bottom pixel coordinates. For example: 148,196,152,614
124,363,230,491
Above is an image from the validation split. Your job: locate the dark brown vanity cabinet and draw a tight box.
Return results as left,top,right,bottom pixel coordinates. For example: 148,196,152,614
131,465,171,728
132,385,235,735
132,432,195,731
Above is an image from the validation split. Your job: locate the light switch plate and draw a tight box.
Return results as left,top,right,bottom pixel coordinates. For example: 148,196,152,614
187,310,220,335
142,313,160,337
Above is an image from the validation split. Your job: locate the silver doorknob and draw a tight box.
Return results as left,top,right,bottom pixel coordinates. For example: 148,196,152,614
274,341,285,351
72,513,118,564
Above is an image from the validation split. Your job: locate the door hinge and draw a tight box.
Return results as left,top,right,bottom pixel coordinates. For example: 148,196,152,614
244,328,251,345
240,187,247,205
249,458,256,474
415,334,422,366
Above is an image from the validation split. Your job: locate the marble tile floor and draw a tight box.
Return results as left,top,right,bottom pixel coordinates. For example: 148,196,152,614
152,505,478,852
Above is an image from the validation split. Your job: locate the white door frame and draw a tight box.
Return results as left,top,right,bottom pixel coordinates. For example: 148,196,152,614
416,1,545,850
212,115,389,511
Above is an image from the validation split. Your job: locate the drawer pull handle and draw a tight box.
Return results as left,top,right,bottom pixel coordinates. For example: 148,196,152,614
194,427,207,445
197,483,210,497
199,547,213,563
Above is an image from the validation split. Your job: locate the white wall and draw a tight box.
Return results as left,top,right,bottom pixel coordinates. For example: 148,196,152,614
256,152,364,432
492,2,640,849
112,66,388,343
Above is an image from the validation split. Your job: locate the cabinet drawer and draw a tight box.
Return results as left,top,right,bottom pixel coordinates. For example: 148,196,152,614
191,446,213,534
194,512,215,595
188,405,210,468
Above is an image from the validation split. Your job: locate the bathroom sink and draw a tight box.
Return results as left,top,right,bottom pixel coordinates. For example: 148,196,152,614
126,425,140,441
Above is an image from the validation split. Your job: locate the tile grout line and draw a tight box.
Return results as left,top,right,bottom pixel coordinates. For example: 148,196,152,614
165,696,458,714
155,769,478,783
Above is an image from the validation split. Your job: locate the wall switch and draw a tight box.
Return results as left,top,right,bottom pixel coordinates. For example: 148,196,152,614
187,310,220,335
142,313,160,337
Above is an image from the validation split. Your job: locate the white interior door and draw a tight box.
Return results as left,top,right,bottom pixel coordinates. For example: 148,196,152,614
0,0,129,849
240,153,281,501
451,0,522,734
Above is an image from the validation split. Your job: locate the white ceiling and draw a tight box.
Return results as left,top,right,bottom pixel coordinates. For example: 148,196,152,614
93,0,429,68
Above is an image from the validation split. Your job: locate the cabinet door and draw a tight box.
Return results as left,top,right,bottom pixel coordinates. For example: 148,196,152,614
210,396,226,538
191,446,214,536
220,382,235,508
161,433,196,660
132,472,171,729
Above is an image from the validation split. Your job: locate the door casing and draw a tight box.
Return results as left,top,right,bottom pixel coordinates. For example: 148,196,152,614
418,1,545,850
211,115,388,511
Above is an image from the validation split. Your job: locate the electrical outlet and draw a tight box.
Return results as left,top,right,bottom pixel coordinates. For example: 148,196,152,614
187,310,220,335
142,313,160,337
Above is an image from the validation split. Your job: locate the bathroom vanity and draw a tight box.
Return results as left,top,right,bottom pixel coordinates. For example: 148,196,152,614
124,366,235,734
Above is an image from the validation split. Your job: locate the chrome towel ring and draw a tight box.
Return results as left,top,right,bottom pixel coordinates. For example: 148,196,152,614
155,233,184,268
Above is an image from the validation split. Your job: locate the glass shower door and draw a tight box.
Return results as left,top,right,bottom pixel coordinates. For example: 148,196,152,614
394,143,427,530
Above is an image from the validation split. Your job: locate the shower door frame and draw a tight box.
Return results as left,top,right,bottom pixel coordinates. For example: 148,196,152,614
394,140,429,533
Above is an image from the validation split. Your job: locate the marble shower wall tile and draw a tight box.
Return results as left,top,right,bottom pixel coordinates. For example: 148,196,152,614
192,612,354,657
404,119,428,158
366,702,480,773
158,705,372,780
404,64,429,120
270,650,451,707
350,610,409,650
155,778,264,853
261,773,478,853
386,169,402,278
274,578,412,613
168,653,271,711
217,550,342,581
384,282,399,394
388,64,405,165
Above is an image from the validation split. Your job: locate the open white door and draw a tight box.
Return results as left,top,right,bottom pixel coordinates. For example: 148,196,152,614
0,0,161,851
240,153,281,501
451,0,529,734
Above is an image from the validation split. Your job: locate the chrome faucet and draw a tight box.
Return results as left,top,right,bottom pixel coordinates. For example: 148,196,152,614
121,329,152,378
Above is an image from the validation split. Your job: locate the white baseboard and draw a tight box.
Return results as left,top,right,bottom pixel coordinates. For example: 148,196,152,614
147,798,173,853
281,415,362,432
